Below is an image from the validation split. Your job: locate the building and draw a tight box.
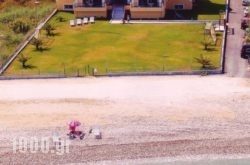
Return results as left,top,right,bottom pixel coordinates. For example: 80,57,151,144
56,0,194,19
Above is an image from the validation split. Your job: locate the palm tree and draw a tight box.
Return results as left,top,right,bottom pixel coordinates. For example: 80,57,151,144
31,37,43,50
18,53,31,68
194,54,213,69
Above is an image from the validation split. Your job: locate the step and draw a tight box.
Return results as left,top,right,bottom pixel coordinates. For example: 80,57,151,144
109,20,123,24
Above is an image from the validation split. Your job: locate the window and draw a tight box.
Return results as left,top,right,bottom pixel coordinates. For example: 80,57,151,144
174,4,183,10
64,4,73,11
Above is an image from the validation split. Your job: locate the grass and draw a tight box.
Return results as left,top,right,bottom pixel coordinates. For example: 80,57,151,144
4,12,223,76
0,1,55,67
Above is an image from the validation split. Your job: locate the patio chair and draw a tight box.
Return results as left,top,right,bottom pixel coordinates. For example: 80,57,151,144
89,16,95,24
83,17,89,24
70,20,75,26
76,18,82,25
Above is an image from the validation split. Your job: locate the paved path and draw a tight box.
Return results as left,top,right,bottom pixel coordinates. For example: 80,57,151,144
225,0,250,77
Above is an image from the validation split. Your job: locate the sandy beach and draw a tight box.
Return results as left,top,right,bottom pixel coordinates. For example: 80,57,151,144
0,75,250,164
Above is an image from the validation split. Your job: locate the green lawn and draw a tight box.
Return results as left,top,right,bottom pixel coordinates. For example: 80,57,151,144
0,2,55,67
5,12,222,76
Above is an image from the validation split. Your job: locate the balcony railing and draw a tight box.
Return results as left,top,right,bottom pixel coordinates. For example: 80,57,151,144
130,0,163,7
74,1,105,8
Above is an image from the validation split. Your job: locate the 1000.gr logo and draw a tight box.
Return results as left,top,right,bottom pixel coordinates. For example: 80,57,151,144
12,137,71,155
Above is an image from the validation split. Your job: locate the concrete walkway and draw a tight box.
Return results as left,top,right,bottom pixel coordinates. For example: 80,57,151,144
224,0,250,77
110,19,219,24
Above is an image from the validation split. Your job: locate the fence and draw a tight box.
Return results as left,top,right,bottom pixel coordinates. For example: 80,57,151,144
1,62,223,80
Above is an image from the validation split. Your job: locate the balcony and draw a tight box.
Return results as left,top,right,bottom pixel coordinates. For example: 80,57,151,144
73,0,107,17
130,0,165,19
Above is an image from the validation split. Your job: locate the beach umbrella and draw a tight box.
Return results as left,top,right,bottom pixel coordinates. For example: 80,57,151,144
68,120,81,131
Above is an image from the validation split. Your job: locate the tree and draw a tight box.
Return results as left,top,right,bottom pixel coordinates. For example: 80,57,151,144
194,54,213,69
56,16,66,22
18,53,31,68
31,37,43,50
43,23,55,36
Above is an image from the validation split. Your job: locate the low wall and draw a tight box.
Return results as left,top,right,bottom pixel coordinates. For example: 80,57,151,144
0,69,222,80
130,7,165,19
74,7,107,18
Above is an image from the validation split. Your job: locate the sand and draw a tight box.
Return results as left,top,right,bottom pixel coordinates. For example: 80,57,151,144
0,75,250,164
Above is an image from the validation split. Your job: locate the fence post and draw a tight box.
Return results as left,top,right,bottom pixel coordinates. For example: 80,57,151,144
88,65,90,75
63,63,66,75
77,68,79,77
92,68,95,76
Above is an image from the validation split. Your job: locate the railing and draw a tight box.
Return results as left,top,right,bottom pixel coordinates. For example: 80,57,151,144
111,6,125,20
131,0,163,7
74,2,104,8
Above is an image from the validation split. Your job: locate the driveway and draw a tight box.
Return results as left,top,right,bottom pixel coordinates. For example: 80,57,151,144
225,0,250,77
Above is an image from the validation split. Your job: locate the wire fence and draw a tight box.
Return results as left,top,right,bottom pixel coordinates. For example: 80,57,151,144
1,63,223,79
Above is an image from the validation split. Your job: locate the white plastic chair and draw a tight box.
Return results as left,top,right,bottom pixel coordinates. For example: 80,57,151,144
89,16,95,24
76,18,82,25
83,17,88,24
70,20,75,26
